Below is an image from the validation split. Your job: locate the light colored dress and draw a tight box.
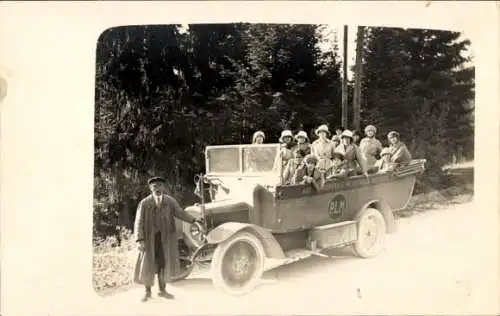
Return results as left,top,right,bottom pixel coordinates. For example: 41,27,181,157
359,137,383,169
311,139,335,172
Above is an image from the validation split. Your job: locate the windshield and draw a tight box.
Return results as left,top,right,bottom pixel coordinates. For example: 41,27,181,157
206,145,280,174
207,147,240,173
242,146,278,173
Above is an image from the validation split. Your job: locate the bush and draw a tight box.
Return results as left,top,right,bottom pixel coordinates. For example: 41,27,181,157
92,226,136,293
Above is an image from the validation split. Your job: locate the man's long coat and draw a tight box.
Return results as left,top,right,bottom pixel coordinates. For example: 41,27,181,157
133,194,195,286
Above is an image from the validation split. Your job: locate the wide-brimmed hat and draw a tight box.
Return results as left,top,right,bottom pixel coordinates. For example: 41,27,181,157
331,135,341,142
304,154,318,165
148,176,166,185
315,124,331,136
365,125,377,133
294,130,309,141
380,147,392,156
332,152,345,160
341,130,354,139
252,131,265,142
387,131,400,139
279,130,293,143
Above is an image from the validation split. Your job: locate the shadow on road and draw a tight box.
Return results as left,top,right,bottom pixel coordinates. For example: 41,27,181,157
170,276,214,290
176,246,360,290
263,246,358,280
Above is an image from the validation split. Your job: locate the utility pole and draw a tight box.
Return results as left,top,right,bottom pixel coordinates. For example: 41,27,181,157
341,25,348,129
352,26,365,131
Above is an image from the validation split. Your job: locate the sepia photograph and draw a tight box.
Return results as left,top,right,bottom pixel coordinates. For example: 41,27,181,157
3,1,500,315
92,21,477,312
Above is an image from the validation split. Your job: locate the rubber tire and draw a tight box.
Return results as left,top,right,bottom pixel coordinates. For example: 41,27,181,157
352,208,386,258
211,231,265,296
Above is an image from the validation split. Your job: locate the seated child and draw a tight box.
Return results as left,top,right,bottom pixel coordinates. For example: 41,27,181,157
325,152,349,180
282,149,306,184
375,147,397,173
291,154,325,191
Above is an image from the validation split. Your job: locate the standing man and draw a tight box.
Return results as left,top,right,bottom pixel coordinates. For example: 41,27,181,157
134,176,202,302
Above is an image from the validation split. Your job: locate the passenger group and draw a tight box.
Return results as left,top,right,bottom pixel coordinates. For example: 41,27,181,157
251,125,412,189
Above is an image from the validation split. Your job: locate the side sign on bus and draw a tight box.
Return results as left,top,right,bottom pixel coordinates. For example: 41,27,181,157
328,194,347,219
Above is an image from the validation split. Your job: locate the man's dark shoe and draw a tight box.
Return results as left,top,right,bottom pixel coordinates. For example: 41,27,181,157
142,292,152,302
158,291,175,299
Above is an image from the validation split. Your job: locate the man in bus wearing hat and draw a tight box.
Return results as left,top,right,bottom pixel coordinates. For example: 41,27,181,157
387,131,412,165
134,176,203,302
325,151,349,180
291,154,325,191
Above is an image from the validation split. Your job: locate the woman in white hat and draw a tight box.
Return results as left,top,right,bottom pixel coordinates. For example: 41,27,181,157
359,125,383,170
292,130,311,156
311,124,335,173
335,130,369,177
279,129,295,165
252,131,265,144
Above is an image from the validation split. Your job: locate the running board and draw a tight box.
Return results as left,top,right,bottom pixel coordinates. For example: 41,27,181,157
308,220,358,249
264,221,358,271
265,248,333,271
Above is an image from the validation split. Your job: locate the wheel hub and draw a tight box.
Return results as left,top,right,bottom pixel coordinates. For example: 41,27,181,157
361,216,378,249
232,254,251,278
222,241,257,287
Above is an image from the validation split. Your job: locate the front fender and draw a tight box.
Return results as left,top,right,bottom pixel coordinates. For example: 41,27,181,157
206,222,286,259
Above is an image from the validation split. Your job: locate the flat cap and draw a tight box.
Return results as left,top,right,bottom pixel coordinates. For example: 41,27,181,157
332,151,345,160
387,131,400,138
148,176,166,185
304,154,319,165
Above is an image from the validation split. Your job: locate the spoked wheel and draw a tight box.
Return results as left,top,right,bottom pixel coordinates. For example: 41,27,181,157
352,208,387,258
211,231,265,296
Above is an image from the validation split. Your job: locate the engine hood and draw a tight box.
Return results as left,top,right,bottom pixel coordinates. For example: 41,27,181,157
185,199,250,215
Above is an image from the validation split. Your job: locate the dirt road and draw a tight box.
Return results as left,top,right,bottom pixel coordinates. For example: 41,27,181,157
97,201,497,315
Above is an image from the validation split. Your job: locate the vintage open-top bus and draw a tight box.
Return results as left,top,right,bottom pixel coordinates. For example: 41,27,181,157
172,143,426,296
